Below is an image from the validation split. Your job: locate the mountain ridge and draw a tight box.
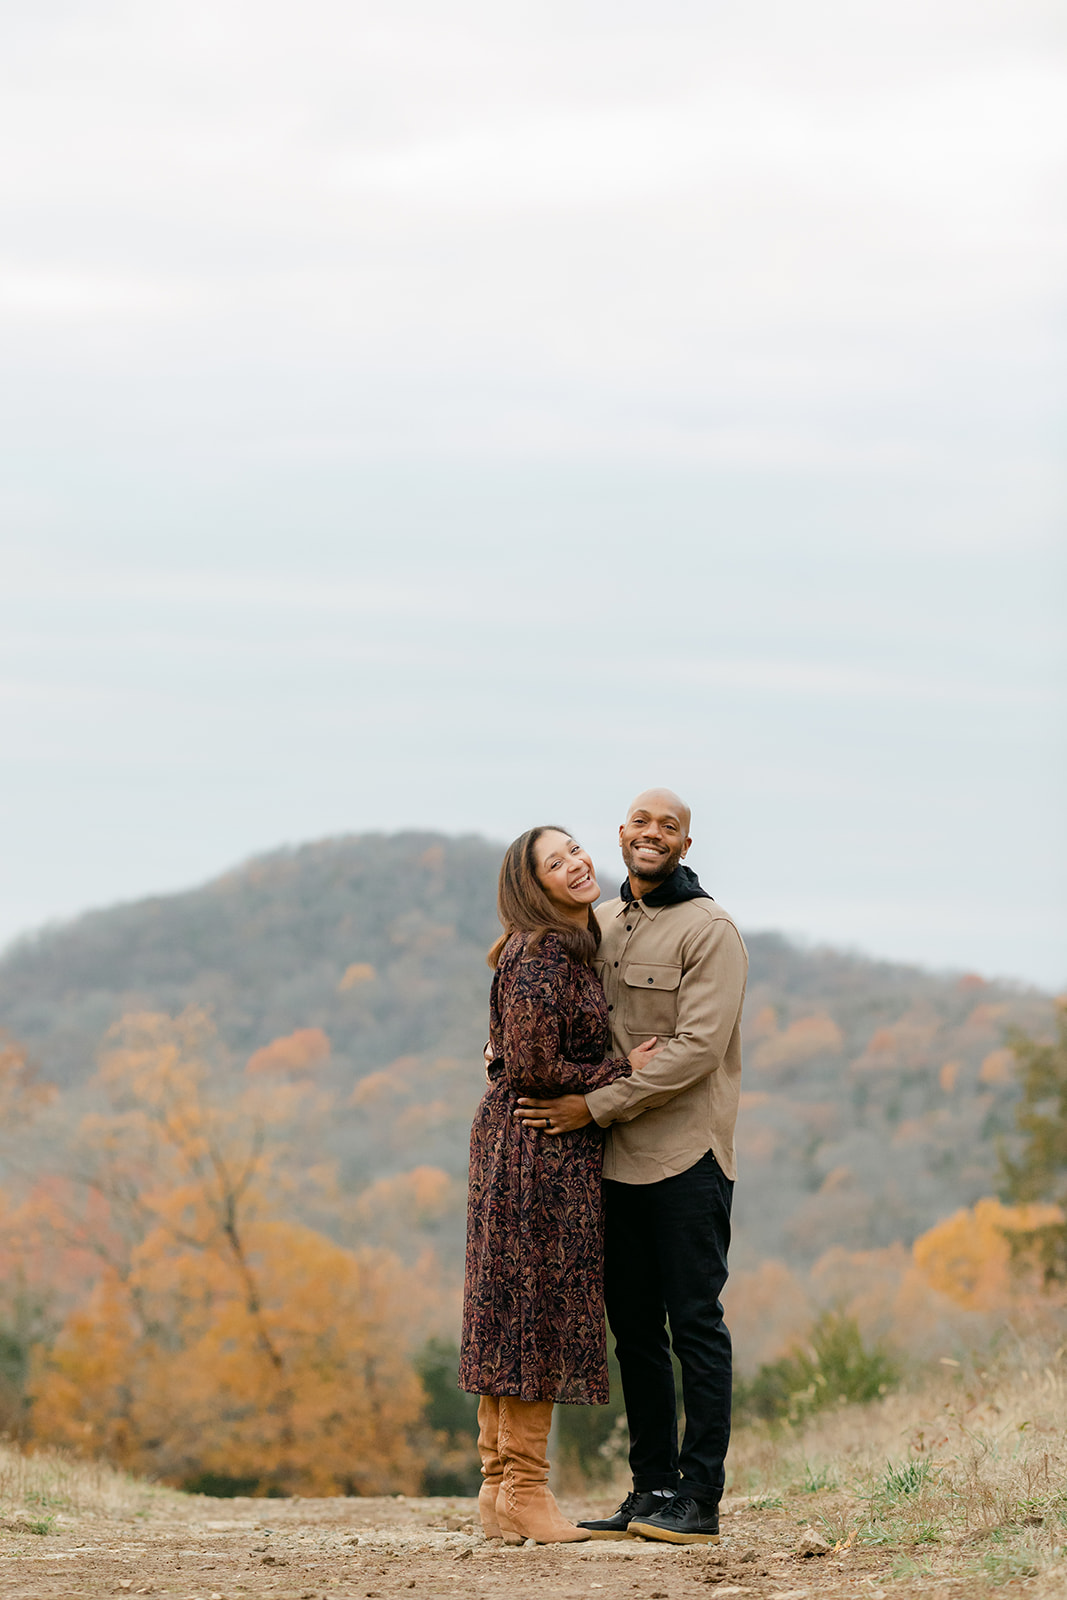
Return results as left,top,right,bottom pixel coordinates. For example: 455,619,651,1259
0,830,1054,1270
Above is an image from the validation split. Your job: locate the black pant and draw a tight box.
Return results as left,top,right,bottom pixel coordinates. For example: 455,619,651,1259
603,1148,733,1504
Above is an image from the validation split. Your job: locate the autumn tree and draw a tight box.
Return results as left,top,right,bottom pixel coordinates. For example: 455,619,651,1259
0,1033,57,1436
999,999,1067,1283
912,1196,1060,1309
26,1010,429,1493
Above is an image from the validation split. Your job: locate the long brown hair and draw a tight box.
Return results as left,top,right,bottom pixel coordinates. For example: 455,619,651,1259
487,825,601,969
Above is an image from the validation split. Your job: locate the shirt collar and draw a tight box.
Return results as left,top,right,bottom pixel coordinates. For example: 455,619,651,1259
612,896,664,921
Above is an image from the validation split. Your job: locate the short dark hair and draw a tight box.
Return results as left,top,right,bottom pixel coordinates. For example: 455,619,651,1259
487,826,600,969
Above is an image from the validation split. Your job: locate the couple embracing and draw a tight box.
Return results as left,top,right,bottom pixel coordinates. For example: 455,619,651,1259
459,789,748,1546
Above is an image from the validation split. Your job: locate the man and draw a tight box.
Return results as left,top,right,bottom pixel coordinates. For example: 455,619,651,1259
513,789,747,1545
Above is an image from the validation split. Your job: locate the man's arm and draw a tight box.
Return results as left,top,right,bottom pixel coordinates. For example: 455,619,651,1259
584,916,747,1126
513,1034,662,1134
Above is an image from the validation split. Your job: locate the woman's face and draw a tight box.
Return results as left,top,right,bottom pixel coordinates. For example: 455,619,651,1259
533,830,600,918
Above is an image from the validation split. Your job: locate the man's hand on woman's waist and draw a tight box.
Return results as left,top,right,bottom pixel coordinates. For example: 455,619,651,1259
513,1094,592,1134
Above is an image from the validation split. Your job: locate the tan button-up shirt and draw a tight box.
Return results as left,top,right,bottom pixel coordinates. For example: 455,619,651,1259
584,894,747,1184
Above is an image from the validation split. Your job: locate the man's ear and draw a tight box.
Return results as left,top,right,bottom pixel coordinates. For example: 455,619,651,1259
680,836,692,858
618,823,626,845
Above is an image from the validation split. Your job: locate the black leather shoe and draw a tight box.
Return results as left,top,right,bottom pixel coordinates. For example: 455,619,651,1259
628,1494,720,1544
576,1490,671,1540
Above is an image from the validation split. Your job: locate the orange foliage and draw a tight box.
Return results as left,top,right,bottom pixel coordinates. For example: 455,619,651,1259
749,1015,843,1077
912,1196,1064,1310
355,1169,459,1250
978,1048,1015,1086
246,1027,331,1075
349,1057,419,1107
966,1002,1009,1031
745,1005,778,1041
31,1225,424,1493
737,1124,780,1163
851,1015,940,1073
0,1032,55,1124
24,1010,428,1494
338,962,377,993
725,1260,811,1373
818,1166,855,1194
940,1061,959,1092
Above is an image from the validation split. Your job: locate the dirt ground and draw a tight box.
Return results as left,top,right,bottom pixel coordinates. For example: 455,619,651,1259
0,1486,960,1600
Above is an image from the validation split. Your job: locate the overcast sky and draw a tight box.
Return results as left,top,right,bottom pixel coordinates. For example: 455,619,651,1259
1,0,1064,987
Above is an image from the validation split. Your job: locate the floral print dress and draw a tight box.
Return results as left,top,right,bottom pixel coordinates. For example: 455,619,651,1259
458,931,631,1403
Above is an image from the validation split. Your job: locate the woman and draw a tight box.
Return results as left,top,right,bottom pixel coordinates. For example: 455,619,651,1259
458,826,659,1544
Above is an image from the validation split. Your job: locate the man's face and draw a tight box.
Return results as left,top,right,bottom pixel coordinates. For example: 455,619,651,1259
619,795,692,885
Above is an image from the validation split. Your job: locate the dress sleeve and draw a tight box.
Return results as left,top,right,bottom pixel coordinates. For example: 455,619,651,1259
499,943,631,1099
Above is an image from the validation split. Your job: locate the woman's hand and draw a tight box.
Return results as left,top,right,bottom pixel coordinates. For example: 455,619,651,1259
628,1036,660,1070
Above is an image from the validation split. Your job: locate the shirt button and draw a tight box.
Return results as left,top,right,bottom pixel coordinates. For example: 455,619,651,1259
608,1004,613,1011
625,925,632,931
613,961,619,967
647,977,654,983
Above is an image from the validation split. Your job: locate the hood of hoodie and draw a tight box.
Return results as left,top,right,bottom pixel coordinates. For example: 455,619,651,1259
619,862,713,908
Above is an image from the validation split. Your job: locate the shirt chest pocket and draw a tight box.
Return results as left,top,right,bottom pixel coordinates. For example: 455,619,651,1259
622,962,682,1038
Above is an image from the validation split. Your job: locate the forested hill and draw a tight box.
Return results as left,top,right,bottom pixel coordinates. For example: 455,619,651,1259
0,832,1054,1266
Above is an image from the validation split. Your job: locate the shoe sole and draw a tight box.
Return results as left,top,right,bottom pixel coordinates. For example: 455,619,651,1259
576,1528,634,1540
627,1520,719,1545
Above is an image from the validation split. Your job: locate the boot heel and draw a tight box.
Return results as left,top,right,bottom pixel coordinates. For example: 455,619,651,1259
495,1488,523,1544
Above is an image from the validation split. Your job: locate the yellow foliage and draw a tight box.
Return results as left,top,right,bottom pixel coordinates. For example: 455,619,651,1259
31,1225,424,1493
939,1061,959,1092
913,1196,1064,1310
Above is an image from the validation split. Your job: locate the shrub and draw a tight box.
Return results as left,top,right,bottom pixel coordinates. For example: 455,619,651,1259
734,1311,900,1425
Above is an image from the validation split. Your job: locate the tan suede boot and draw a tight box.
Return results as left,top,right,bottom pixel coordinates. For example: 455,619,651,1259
497,1396,589,1543
476,1396,503,1538
476,1396,521,1541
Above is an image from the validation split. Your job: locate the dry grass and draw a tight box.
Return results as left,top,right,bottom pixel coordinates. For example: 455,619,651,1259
0,1437,181,1532
727,1320,1067,1591
4,1324,1067,1595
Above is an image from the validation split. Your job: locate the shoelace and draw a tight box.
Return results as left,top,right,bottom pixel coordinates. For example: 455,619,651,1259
658,1495,698,1522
